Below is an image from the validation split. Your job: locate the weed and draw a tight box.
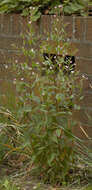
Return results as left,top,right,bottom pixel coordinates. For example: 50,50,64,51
12,17,83,184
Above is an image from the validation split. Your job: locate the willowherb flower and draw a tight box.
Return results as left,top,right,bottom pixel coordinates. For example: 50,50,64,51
42,92,45,96
55,27,58,31
15,59,18,63
29,6,33,10
36,62,39,65
5,64,8,69
65,66,69,69
58,5,63,8
28,67,32,70
82,74,88,79
50,66,53,70
32,72,35,75
57,18,59,22
31,48,34,53
71,71,75,74
33,186,37,190
21,78,24,81
29,21,32,24
13,78,16,84
43,62,46,65
67,38,70,42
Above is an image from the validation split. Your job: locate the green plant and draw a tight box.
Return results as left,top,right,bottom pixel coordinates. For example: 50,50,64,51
63,0,89,16
12,16,83,184
0,0,89,18
0,107,22,162
0,177,20,190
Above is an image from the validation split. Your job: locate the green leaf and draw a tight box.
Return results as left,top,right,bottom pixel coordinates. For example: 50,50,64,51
3,179,9,188
84,186,92,190
48,153,56,166
56,129,61,137
31,11,41,22
32,95,41,104
22,106,32,113
74,104,80,110
51,135,58,143
22,8,30,16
